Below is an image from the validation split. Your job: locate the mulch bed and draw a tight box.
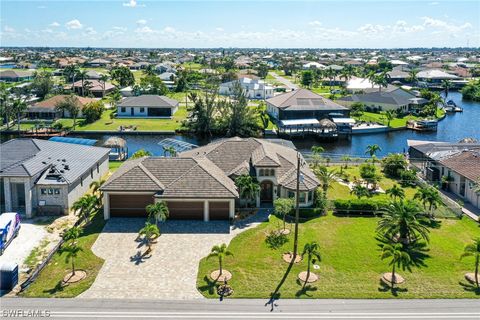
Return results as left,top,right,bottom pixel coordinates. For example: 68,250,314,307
381,272,405,285
277,229,291,235
298,271,318,283
465,273,478,284
62,270,87,285
210,270,232,282
282,252,302,264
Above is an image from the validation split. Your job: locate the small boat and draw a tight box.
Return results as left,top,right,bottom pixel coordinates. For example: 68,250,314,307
454,106,463,112
444,106,454,112
407,119,438,131
446,100,457,107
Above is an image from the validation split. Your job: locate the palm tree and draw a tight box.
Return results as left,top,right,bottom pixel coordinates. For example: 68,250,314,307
341,155,351,169
384,110,395,127
460,238,480,287
310,146,325,169
76,70,88,96
386,185,405,202
375,72,390,92
315,166,337,194
12,97,27,133
377,200,430,244
162,146,177,157
142,65,156,77
138,222,160,255
207,243,233,276
380,242,411,288
414,187,442,217
350,183,370,199
408,69,418,86
365,144,382,158
99,74,109,97
235,175,260,208
71,194,98,223
301,241,321,287
55,95,81,130
108,91,122,110
62,243,83,277
146,201,169,226
441,80,452,100
89,179,106,202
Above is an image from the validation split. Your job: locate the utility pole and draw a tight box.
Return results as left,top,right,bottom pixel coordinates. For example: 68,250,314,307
292,152,302,260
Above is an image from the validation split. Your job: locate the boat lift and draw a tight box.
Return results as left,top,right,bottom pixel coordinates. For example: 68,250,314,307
158,138,198,156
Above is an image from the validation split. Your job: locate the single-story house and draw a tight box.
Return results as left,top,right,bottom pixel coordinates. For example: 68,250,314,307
337,87,428,112
117,95,179,118
0,70,34,82
266,88,349,121
0,139,110,218
219,77,275,100
26,95,97,119
416,69,460,83
69,80,116,98
408,140,480,210
86,58,111,68
101,137,320,220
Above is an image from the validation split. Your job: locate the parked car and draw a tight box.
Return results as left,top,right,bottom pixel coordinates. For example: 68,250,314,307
0,212,21,255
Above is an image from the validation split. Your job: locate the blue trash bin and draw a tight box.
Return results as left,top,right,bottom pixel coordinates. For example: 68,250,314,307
0,262,19,291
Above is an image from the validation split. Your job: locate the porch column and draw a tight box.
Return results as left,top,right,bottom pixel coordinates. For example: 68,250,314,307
103,193,110,220
229,199,235,219
3,178,12,211
203,200,209,222
24,181,32,218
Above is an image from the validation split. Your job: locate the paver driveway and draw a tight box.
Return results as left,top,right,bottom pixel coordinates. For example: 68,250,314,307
79,211,269,299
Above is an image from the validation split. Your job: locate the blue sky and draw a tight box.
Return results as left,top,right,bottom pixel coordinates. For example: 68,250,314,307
1,1,479,48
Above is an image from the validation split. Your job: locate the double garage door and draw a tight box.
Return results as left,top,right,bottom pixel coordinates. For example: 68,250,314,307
109,194,229,220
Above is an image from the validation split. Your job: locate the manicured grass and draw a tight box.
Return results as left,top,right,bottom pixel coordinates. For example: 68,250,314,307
21,213,106,298
353,109,445,128
197,214,479,298
109,161,123,172
58,107,187,132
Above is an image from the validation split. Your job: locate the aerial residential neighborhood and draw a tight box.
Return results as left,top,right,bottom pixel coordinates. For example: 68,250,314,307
0,0,479,319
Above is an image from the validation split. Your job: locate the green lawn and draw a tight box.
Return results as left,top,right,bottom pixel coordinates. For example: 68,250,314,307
58,107,187,132
197,214,479,298
109,161,123,172
353,109,445,128
21,213,106,298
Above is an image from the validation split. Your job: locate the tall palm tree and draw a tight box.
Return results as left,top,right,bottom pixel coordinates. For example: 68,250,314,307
301,241,321,288
441,80,452,100
207,243,233,276
76,70,88,96
71,194,98,223
99,74,109,97
386,185,405,202
380,242,411,288
310,146,325,170
146,201,169,226
142,65,156,77
460,238,480,287
384,110,395,127
414,187,442,217
408,68,418,86
235,175,260,208
89,179,106,202
12,97,27,133
377,200,430,244
138,222,160,255
365,144,382,158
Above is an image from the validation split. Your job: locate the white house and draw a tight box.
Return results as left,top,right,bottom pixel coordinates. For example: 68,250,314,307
219,77,274,100
117,95,179,118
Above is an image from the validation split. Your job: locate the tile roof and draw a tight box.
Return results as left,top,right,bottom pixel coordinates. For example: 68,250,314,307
439,150,480,182
266,89,347,112
118,95,179,108
338,87,416,106
29,95,96,112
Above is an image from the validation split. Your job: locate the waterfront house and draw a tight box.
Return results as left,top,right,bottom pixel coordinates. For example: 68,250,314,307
26,95,97,119
408,140,480,210
69,80,116,97
219,77,275,100
117,94,179,118
101,137,319,220
0,70,34,82
337,87,428,112
0,139,109,218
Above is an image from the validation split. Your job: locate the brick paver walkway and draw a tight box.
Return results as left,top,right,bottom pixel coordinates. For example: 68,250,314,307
79,210,269,299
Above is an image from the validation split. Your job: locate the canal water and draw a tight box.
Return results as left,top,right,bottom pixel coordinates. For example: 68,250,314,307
2,92,479,158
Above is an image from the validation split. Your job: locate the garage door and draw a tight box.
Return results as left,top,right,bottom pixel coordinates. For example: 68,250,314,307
167,201,204,220
209,202,230,220
110,194,154,217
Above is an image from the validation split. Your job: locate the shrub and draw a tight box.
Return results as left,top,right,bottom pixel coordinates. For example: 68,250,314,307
333,198,389,216
314,188,327,213
400,169,417,187
265,230,288,250
51,121,63,130
83,101,105,123
381,153,408,178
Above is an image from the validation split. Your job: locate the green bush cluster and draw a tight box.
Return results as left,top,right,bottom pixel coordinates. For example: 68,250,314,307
333,198,389,215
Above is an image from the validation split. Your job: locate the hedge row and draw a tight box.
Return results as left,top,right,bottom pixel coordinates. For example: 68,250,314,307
333,199,389,216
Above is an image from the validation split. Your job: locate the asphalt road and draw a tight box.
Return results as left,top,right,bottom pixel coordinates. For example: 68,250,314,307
1,298,479,319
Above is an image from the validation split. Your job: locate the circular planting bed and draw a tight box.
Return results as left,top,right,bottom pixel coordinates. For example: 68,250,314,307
282,252,302,264
381,272,405,285
210,270,232,282
465,273,478,284
298,271,318,283
277,229,291,235
62,270,87,284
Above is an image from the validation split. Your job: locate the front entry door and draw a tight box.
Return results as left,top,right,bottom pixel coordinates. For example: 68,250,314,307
260,181,273,203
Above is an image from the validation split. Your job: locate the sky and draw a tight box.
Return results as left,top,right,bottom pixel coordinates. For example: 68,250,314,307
1,0,479,48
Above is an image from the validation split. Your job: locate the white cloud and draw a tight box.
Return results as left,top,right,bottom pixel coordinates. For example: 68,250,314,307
4,25,15,33
113,26,127,32
308,20,322,27
50,22,60,27
163,26,176,33
215,27,224,32
136,19,147,25
65,19,83,29
136,26,154,33
358,24,385,34
84,27,97,35
123,0,144,7
422,16,472,33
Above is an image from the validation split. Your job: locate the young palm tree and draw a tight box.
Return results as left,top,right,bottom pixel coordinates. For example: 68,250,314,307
235,175,260,208
62,243,83,276
301,241,321,287
315,166,337,194
442,80,452,100
138,222,160,255
207,243,233,276
377,200,430,244
365,144,382,158
89,179,106,205
380,242,411,288
72,194,98,223
384,110,395,127
341,155,351,169
310,146,325,170
460,238,480,287
386,185,405,202
350,184,370,199
273,197,294,231
146,201,169,226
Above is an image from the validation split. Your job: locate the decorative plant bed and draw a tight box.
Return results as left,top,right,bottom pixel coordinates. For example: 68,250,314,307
217,284,234,297
62,270,87,285
298,271,318,283
282,252,302,264
210,270,232,282
464,273,478,284
381,272,405,285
